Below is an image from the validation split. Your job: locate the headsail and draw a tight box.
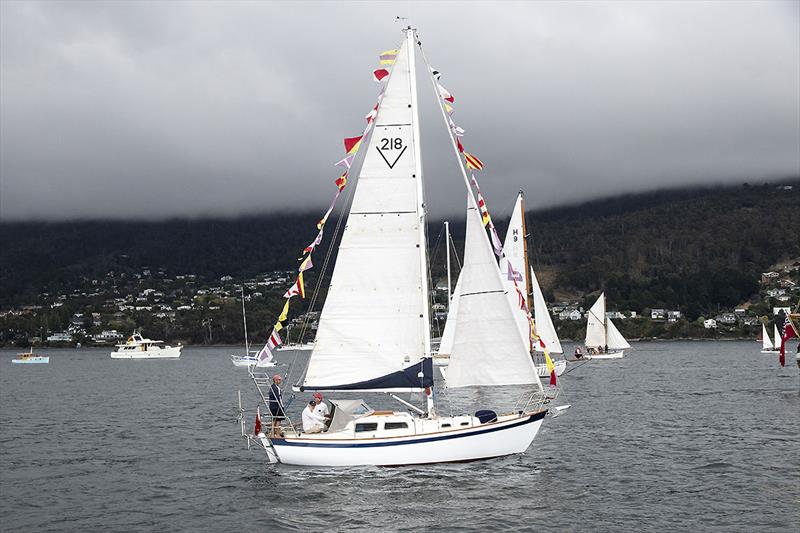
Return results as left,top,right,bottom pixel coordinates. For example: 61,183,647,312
585,293,606,349
438,275,462,357
446,195,541,389
302,35,431,392
531,267,563,354
499,193,531,347
606,318,630,350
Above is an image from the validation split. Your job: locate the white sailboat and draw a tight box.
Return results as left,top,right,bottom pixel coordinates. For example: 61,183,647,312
760,323,777,353
498,191,566,378
584,292,630,359
231,288,261,367
773,324,782,354
250,27,548,467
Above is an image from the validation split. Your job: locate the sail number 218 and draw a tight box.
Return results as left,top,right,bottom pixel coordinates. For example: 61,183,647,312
380,138,403,150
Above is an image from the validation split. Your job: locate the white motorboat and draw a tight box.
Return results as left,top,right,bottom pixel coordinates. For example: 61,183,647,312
584,292,630,359
110,332,181,359
12,348,49,364
244,27,551,467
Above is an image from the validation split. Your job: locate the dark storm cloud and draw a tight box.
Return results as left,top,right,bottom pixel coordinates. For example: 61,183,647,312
1,1,798,220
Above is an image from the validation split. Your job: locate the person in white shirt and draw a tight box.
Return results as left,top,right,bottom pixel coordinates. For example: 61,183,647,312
302,400,326,433
312,392,330,421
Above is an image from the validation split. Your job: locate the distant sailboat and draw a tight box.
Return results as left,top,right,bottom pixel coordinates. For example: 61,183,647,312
498,191,566,377
231,288,261,367
584,292,630,359
760,323,778,353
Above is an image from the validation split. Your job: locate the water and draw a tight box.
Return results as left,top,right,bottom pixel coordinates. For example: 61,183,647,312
1,342,798,532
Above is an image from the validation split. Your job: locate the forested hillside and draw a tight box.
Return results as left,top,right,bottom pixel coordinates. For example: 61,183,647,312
2,180,798,320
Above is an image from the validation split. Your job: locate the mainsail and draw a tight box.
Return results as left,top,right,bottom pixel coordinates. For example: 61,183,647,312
773,324,782,350
530,267,563,354
585,293,606,349
499,193,531,347
302,36,432,391
446,195,541,389
761,323,773,350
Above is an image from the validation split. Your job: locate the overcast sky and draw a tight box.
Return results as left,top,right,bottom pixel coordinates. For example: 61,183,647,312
1,0,798,221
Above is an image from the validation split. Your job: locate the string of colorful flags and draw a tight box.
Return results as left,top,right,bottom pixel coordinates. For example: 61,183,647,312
255,45,401,365
428,62,558,387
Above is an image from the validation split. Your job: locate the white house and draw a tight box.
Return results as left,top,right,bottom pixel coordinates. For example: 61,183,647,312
667,310,682,322
651,309,666,320
703,319,717,329
774,307,791,315
47,332,73,342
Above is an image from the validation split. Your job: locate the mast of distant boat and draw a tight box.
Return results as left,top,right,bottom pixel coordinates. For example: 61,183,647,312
241,287,249,355
445,220,452,305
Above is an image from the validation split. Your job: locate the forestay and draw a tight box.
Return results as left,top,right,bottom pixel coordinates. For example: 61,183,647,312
446,195,541,389
302,37,431,391
585,293,606,348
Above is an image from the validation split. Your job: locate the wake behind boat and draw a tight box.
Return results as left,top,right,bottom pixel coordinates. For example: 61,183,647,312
110,331,181,359
239,26,555,467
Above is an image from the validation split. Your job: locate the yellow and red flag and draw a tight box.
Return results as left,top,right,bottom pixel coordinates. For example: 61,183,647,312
379,49,398,65
464,152,484,171
335,171,348,191
344,135,363,155
477,192,491,226
544,351,557,386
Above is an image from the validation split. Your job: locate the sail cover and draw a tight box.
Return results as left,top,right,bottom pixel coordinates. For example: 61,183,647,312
606,318,630,350
446,195,541,389
302,37,431,391
585,293,606,348
499,193,531,348
438,275,462,357
530,267,563,354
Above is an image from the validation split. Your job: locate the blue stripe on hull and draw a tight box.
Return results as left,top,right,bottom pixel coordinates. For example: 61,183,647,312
272,410,546,449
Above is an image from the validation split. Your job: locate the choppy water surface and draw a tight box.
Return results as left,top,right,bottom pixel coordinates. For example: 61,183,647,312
1,341,798,532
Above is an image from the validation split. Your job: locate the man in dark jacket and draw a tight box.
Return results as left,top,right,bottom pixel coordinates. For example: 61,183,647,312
268,374,285,437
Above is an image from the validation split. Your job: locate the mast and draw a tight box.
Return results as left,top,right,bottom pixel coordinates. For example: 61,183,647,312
241,287,249,353
445,221,452,304
519,191,533,317
406,26,435,417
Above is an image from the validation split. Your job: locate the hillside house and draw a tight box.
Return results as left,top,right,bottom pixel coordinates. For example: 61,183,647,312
703,319,717,329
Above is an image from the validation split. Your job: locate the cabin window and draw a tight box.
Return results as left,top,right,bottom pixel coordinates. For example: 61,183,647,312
460,422,470,426
441,423,451,428
384,422,408,430
355,423,378,432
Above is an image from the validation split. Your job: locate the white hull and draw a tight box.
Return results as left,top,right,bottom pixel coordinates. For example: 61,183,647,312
231,355,275,368
535,358,567,377
12,357,49,364
110,346,181,359
276,343,314,352
266,411,546,466
589,350,625,360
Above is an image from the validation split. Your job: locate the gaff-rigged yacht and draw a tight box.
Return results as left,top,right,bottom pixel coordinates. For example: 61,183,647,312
244,27,550,467
499,192,567,377
584,292,630,359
